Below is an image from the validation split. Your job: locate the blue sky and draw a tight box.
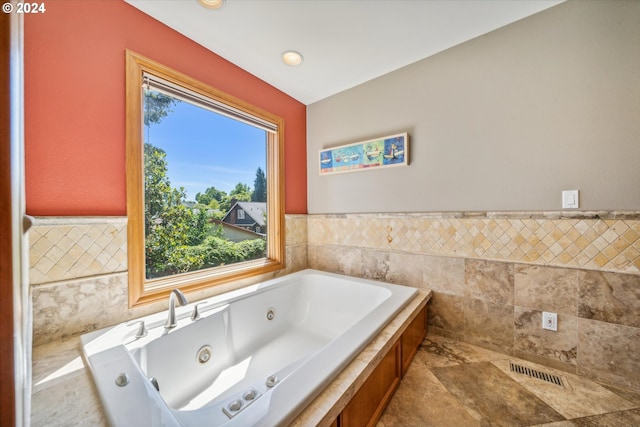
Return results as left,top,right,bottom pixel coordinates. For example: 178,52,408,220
145,97,267,201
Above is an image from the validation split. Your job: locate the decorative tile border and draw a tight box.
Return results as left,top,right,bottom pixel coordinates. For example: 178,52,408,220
29,217,128,285
30,212,640,287
29,215,310,287
308,212,640,275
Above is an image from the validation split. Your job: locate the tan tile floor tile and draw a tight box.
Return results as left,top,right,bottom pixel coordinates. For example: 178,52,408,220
377,365,481,427
431,361,565,426
529,408,640,427
492,359,635,419
380,334,640,427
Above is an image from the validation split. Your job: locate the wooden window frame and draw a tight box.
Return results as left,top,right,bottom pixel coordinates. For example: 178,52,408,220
125,50,285,307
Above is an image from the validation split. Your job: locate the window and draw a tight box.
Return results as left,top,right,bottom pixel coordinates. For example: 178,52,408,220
126,50,285,307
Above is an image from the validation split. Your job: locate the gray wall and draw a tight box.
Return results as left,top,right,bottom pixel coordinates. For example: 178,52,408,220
307,0,640,214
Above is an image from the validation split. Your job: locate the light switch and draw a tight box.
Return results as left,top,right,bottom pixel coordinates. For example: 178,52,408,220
562,190,579,209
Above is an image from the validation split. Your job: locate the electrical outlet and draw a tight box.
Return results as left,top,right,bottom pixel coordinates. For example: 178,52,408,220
542,312,558,331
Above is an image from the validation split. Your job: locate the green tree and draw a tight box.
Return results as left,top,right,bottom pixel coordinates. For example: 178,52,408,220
230,182,252,198
143,90,180,238
196,186,227,206
251,167,267,202
143,143,171,237
142,90,265,277
144,90,177,126
143,143,212,278
199,236,266,267
195,192,212,206
143,92,211,277
220,183,252,213
207,198,221,211
188,208,211,245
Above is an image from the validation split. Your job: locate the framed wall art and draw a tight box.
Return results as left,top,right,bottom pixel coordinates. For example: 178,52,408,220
319,132,408,175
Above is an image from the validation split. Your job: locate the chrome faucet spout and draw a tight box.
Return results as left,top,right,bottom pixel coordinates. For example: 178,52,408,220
165,289,188,329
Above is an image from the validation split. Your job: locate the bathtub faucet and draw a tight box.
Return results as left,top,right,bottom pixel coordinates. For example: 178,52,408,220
165,289,188,329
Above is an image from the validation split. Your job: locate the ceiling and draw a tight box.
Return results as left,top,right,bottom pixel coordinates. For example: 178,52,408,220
125,0,564,105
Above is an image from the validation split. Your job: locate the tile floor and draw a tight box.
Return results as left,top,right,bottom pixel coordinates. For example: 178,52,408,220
378,334,640,427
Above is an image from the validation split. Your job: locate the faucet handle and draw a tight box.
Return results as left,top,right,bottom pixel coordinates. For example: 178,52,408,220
127,320,147,339
191,302,207,321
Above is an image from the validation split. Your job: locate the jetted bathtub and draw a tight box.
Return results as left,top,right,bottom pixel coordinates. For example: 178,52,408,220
81,269,417,426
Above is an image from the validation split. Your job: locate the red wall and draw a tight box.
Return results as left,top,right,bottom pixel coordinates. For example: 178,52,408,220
24,0,307,215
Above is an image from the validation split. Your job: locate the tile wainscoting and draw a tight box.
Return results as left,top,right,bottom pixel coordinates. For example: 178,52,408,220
307,212,640,393
307,212,640,274
29,212,640,392
28,215,308,347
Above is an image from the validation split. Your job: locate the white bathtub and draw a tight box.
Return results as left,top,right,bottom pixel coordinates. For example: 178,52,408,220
81,269,417,426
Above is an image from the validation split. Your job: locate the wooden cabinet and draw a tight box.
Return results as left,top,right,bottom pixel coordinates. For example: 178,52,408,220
340,340,401,427
337,305,427,427
401,306,427,375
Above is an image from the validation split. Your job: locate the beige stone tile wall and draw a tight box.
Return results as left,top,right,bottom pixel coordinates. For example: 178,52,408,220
29,217,127,285
29,215,308,346
307,212,640,392
308,212,640,274
28,212,640,391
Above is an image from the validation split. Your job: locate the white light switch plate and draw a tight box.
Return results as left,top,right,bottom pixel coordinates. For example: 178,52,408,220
562,190,579,209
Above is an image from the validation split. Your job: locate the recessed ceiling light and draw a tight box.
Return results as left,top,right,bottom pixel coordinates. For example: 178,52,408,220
282,50,303,66
198,0,224,10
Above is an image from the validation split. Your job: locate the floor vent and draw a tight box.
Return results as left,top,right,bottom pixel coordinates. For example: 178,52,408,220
509,362,564,387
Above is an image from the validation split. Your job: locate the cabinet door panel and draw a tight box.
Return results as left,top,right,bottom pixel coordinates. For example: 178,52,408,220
340,341,401,427
401,306,427,375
